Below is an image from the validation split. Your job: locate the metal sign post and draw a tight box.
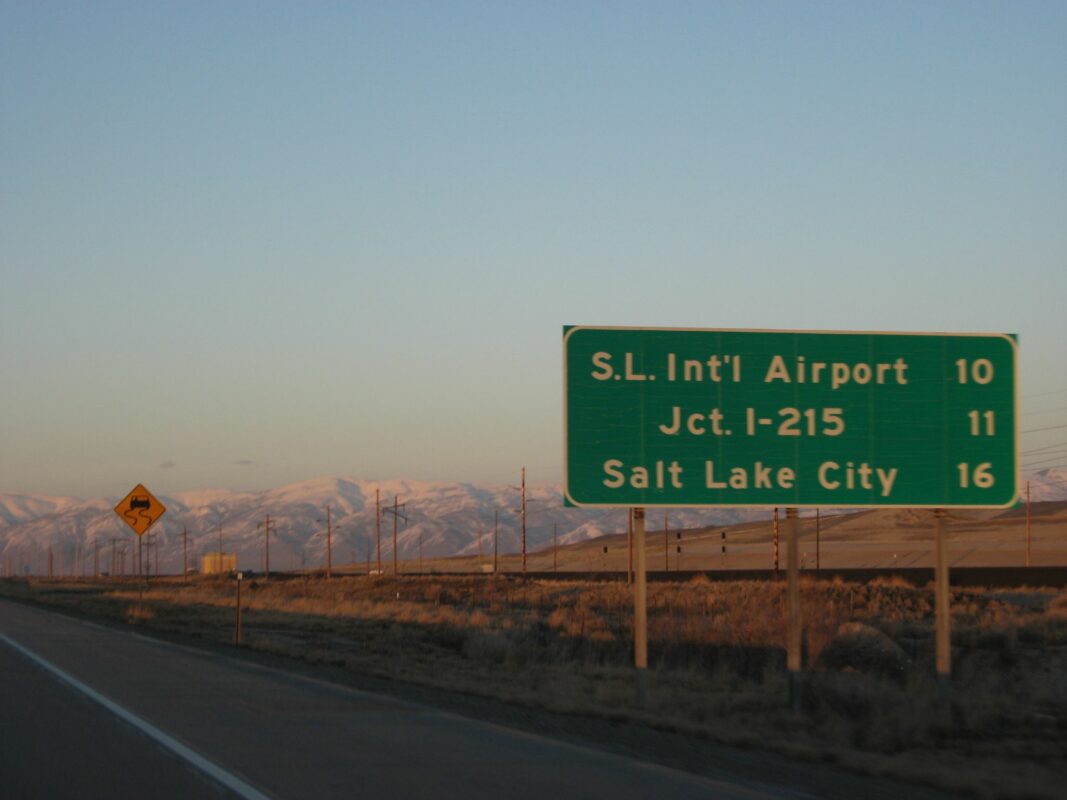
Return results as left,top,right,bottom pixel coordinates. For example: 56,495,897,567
633,507,648,703
114,484,166,618
934,510,950,688
786,508,801,710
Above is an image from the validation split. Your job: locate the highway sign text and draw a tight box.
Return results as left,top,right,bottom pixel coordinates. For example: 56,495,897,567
564,327,1017,508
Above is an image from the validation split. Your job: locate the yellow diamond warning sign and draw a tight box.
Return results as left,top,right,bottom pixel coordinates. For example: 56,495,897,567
114,483,166,536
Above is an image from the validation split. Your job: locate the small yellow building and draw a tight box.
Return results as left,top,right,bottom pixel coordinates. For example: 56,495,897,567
201,552,237,575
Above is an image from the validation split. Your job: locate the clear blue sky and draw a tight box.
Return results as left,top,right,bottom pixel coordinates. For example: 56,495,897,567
2,1,1065,498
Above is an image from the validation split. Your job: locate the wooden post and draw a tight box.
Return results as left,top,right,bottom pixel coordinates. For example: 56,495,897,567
633,507,648,701
935,509,951,686
786,507,802,710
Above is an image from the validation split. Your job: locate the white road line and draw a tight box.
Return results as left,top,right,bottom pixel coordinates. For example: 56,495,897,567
0,634,274,800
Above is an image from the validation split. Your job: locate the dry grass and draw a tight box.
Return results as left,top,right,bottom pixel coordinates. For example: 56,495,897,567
2,573,1065,798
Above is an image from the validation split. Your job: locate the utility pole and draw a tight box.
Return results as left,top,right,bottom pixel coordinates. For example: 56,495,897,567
520,467,527,575
182,527,188,581
48,546,53,579
110,538,119,577
382,496,407,576
553,524,558,573
94,540,99,579
154,533,159,576
258,514,275,579
816,508,821,571
493,509,499,574
663,510,669,572
419,530,423,575
1025,480,1031,568
326,505,333,579
375,489,382,575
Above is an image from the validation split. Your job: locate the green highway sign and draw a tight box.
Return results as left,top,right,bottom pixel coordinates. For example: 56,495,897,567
563,327,1017,508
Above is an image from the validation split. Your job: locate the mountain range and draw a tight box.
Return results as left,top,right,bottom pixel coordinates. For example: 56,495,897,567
2,468,1065,576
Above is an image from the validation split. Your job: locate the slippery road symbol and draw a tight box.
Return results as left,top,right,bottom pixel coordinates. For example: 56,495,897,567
114,485,166,536
123,496,153,528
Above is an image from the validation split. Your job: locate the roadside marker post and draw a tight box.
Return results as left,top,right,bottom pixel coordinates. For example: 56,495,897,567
234,572,243,647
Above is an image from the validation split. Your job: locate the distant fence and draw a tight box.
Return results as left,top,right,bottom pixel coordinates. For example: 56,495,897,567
511,566,1067,588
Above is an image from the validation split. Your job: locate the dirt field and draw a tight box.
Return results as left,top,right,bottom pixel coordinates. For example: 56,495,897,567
420,502,1067,575
2,569,1065,799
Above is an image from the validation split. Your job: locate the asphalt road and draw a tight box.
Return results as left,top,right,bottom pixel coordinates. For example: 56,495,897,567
0,599,953,800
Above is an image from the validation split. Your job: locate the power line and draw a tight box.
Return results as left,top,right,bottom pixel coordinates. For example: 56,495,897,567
1021,439,1067,456
1021,423,1067,434
1022,461,1067,472
1021,387,1067,399
1021,454,1067,469
1022,404,1067,415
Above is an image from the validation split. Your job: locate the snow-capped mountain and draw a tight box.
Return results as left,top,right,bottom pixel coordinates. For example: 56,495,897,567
1025,467,1067,502
0,477,764,575
2,469,1064,576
